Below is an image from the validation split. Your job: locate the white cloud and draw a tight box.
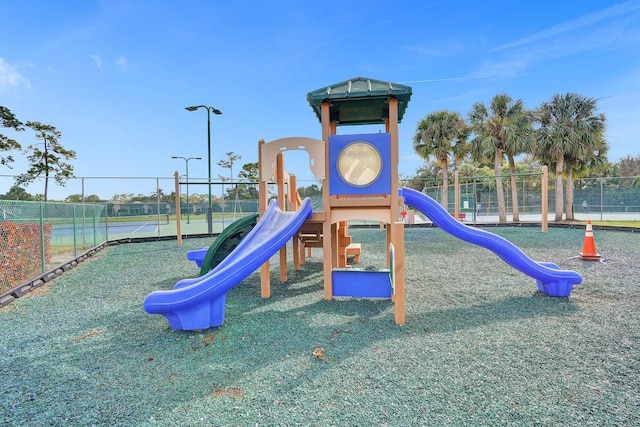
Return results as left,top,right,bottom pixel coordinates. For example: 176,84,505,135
469,1,640,83
403,44,458,57
472,53,536,81
0,58,30,92
115,56,128,71
496,0,640,50
90,54,102,69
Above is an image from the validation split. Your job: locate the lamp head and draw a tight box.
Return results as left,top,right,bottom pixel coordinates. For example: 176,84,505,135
185,105,222,114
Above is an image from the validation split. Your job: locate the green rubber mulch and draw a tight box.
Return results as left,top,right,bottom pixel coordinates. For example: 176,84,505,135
1,226,639,426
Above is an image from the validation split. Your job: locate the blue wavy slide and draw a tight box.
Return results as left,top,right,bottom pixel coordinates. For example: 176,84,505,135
400,188,582,297
144,198,313,330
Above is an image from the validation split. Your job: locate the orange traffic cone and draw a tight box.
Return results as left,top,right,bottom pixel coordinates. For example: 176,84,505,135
579,220,601,261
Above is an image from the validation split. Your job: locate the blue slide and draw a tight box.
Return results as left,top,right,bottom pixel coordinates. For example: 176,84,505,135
144,198,313,330
400,188,582,297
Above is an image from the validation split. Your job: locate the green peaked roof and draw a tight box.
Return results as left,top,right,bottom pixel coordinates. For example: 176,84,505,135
307,77,412,126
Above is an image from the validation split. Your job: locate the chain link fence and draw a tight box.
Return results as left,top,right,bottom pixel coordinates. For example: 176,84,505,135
401,174,640,222
574,177,640,218
402,173,546,220
0,200,107,294
1,173,638,296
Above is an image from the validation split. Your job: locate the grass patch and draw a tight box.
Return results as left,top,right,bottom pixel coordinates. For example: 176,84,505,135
591,220,640,227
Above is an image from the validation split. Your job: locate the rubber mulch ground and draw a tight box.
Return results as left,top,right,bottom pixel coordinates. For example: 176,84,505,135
1,226,639,426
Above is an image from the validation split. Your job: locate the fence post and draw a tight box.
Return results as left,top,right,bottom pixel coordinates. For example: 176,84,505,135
104,204,109,242
174,171,182,247
473,177,477,223
541,166,548,233
93,205,98,247
454,171,460,219
600,178,604,222
156,178,161,239
39,203,46,273
522,176,526,214
73,204,78,257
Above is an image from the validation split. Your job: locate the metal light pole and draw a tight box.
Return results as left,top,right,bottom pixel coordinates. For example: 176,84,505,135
185,105,222,234
171,156,201,224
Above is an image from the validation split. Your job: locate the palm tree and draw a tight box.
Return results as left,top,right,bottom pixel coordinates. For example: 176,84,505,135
468,94,532,223
503,109,534,221
413,111,469,209
534,93,606,221
563,127,608,219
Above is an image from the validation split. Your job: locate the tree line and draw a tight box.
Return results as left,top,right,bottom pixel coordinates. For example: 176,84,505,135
411,92,638,222
4,97,638,214
0,132,322,203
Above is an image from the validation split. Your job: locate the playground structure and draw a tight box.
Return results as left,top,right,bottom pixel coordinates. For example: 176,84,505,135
256,136,398,300
144,77,583,330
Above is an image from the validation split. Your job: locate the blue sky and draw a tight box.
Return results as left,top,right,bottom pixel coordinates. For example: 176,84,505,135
1,0,639,200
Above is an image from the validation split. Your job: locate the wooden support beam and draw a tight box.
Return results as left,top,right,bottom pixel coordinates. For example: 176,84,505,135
321,101,333,300
392,221,405,325
258,139,271,298
389,97,400,224
276,153,288,283
290,174,300,271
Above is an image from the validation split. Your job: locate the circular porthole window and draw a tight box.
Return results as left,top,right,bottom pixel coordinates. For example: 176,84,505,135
337,142,382,187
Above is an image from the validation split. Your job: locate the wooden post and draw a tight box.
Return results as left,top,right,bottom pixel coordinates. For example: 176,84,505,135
174,171,182,247
258,139,271,298
321,101,333,300
541,165,548,233
392,221,405,325
388,97,405,324
386,98,400,264
290,174,301,271
389,98,399,223
276,153,288,283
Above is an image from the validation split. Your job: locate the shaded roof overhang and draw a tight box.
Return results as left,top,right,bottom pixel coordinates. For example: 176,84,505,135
307,77,412,126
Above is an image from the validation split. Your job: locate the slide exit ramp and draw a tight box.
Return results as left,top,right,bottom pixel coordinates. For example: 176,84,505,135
144,198,313,330
400,188,582,297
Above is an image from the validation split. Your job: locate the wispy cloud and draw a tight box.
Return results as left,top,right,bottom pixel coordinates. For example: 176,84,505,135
400,75,489,84
468,1,640,82
403,43,463,57
472,53,538,81
90,54,102,69
217,3,434,86
115,56,128,72
0,58,30,92
496,0,640,50
403,1,640,86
